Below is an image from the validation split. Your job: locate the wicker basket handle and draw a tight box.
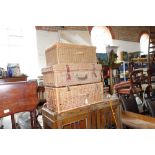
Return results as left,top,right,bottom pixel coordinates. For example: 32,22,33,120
76,74,88,80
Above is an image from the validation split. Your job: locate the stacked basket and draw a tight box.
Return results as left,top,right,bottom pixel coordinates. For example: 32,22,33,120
42,43,104,113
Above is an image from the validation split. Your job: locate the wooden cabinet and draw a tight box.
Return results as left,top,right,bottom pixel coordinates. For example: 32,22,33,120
90,99,122,129
42,105,91,129
42,98,122,129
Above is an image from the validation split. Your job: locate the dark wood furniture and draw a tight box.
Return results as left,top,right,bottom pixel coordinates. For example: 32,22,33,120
114,69,151,95
42,98,122,129
0,81,39,129
0,76,27,83
122,111,155,129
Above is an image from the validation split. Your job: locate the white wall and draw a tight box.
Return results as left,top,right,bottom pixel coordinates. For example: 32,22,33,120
36,31,141,73
36,30,91,72
59,30,91,45
112,39,140,52
36,30,59,70
0,26,40,79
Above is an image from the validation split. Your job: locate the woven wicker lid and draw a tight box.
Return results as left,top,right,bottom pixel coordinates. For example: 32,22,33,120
45,42,96,53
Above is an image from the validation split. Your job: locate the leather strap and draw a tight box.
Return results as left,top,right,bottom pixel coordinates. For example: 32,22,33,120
66,64,71,80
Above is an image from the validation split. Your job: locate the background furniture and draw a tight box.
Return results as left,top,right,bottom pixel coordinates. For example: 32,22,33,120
119,61,129,81
0,75,27,83
114,69,145,95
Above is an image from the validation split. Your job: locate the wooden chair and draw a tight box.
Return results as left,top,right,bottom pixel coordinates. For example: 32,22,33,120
114,69,147,95
0,81,39,129
114,70,151,115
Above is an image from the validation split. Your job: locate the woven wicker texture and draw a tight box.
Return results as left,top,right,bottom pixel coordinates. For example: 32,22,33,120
42,63,102,87
45,43,97,66
45,82,103,113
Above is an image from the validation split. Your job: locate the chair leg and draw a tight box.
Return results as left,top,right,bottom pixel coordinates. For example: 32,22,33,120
11,114,16,129
30,111,34,128
30,110,38,129
0,118,4,129
33,110,37,129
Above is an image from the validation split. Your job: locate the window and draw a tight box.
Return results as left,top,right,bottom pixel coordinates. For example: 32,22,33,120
0,26,40,79
140,33,149,55
90,26,112,53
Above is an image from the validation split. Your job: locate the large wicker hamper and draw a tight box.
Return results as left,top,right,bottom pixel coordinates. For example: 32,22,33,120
45,43,97,66
45,82,104,113
42,63,102,87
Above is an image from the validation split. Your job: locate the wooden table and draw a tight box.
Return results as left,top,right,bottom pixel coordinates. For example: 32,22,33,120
42,98,122,129
0,76,27,128
0,81,38,129
122,111,155,129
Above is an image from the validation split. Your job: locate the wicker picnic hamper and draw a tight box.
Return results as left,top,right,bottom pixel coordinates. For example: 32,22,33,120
42,63,102,87
45,82,103,113
45,43,97,66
